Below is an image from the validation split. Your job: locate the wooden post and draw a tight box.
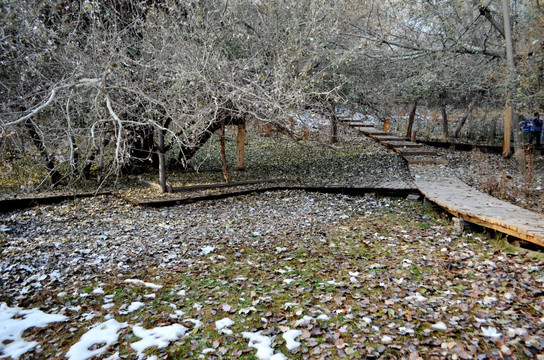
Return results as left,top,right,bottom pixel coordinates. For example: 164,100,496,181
411,131,417,143
237,123,246,170
383,119,390,132
157,126,167,193
220,117,231,183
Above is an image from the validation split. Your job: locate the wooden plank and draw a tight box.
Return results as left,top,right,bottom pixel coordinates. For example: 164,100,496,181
0,192,112,213
346,122,376,127
399,150,438,156
355,127,390,136
374,135,409,142
134,184,420,208
405,159,449,165
385,141,423,148
171,178,285,192
412,172,544,247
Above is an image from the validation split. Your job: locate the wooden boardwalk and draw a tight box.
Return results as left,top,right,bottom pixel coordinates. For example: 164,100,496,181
346,121,544,247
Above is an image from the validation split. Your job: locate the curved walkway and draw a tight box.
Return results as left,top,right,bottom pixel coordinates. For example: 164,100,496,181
348,121,544,247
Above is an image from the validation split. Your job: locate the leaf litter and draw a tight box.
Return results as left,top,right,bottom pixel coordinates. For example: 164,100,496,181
1,130,544,359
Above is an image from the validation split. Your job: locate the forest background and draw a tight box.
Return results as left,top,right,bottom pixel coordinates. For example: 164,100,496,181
0,0,543,193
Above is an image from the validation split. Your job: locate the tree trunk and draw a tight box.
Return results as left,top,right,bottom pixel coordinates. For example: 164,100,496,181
236,123,246,170
157,126,167,193
502,0,517,158
453,99,475,138
329,102,338,143
404,100,418,138
97,138,107,184
25,119,62,185
220,117,230,183
441,104,448,138
176,107,244,169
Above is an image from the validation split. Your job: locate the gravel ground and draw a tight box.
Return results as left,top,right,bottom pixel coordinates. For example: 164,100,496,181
1,130,544,359
1,191,544,359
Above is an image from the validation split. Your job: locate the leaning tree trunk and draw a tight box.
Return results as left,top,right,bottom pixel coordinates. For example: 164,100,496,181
441,104,448,138
25,119,62,185
404,100,418,138
453,99,475,138
176,107,245,169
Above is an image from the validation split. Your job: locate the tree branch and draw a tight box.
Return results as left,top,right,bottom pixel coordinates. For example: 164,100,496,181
477,5,505,38
2,78,101,128
106,95,124,166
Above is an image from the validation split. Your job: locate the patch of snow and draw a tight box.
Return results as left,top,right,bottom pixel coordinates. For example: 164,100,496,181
293,315,314,327
405,294,427,303
92,287,105,295
0,303,67,359
215,317,235,334
482,326,502,338
381,335,393,344
432,321,447,330
283,279,295,285
66,319,128,360
124,279,162,289
200,246,215,255
126,302,145,313
316,314,330,321
283,329,302,351
131,324,188,359
242,331,286,360
176,289,186,297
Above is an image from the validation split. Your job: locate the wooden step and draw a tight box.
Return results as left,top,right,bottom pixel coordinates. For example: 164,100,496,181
385,141,423,149
405,156,449,165
399,149,438,156
355,127,390,136
374,135,409,142
348,122,379,128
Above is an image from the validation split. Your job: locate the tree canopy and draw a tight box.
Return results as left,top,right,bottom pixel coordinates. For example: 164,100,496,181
1,0,542,188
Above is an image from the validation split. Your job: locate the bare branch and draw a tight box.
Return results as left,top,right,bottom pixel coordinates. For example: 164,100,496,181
2,79,101,128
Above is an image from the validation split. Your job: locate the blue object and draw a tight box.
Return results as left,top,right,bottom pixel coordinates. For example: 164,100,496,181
520,119,532,133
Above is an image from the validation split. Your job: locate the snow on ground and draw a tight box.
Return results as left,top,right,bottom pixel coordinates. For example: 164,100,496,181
215,317,235,335
200,246,215,255
124,279,162,289
65,319,127,360
242,331,286,360
131,324,188,359
282,329,302,351
0,303,67,359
